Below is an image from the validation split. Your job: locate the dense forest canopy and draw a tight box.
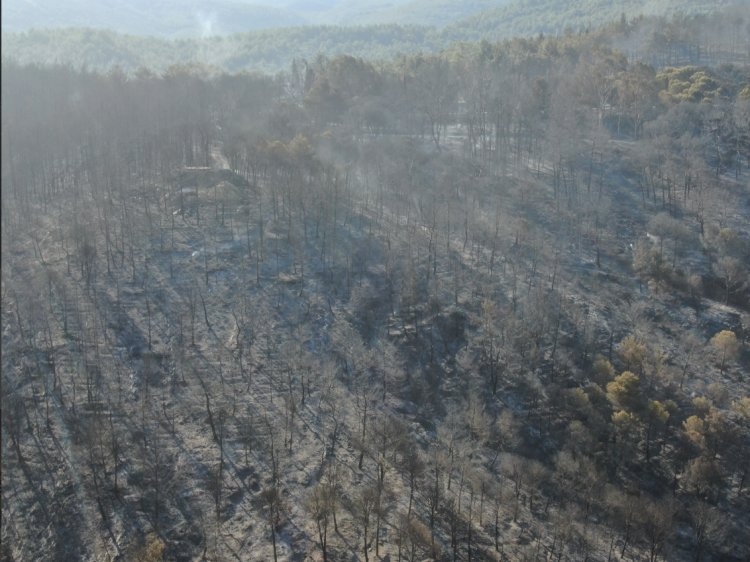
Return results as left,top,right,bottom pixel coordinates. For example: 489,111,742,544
2,5,750,562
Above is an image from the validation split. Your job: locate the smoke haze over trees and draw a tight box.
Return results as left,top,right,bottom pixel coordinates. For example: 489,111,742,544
2,3,750,562
3,1,748,72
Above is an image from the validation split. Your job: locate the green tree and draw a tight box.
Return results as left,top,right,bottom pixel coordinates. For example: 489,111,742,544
644,399,670,462
611,410,640,467
607,371,641,411
710,330,739,374
619,335,647,374
592,355,615,386
684,415,706,448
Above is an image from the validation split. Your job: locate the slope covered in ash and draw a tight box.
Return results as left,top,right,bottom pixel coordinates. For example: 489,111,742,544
2,16,749,562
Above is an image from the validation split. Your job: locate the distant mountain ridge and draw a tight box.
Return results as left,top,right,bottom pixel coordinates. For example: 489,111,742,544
444,0,739,40
2,0,744,73
4,0,416,36
334,1,515,28
1,0,308,37
4,0,728,38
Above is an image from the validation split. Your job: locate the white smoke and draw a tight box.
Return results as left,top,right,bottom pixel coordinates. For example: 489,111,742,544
195,10,219,38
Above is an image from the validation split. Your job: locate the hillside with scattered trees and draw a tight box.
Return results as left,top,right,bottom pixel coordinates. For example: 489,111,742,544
2,7,749,562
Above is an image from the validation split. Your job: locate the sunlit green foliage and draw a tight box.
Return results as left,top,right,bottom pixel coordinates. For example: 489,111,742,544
607,371,642,412
710,330,740,373
658,67,725,103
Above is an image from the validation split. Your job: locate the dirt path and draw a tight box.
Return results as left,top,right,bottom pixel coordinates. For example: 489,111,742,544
211,140,230,170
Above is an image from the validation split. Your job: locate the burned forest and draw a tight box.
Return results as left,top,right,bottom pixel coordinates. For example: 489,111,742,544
2,11,750,562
